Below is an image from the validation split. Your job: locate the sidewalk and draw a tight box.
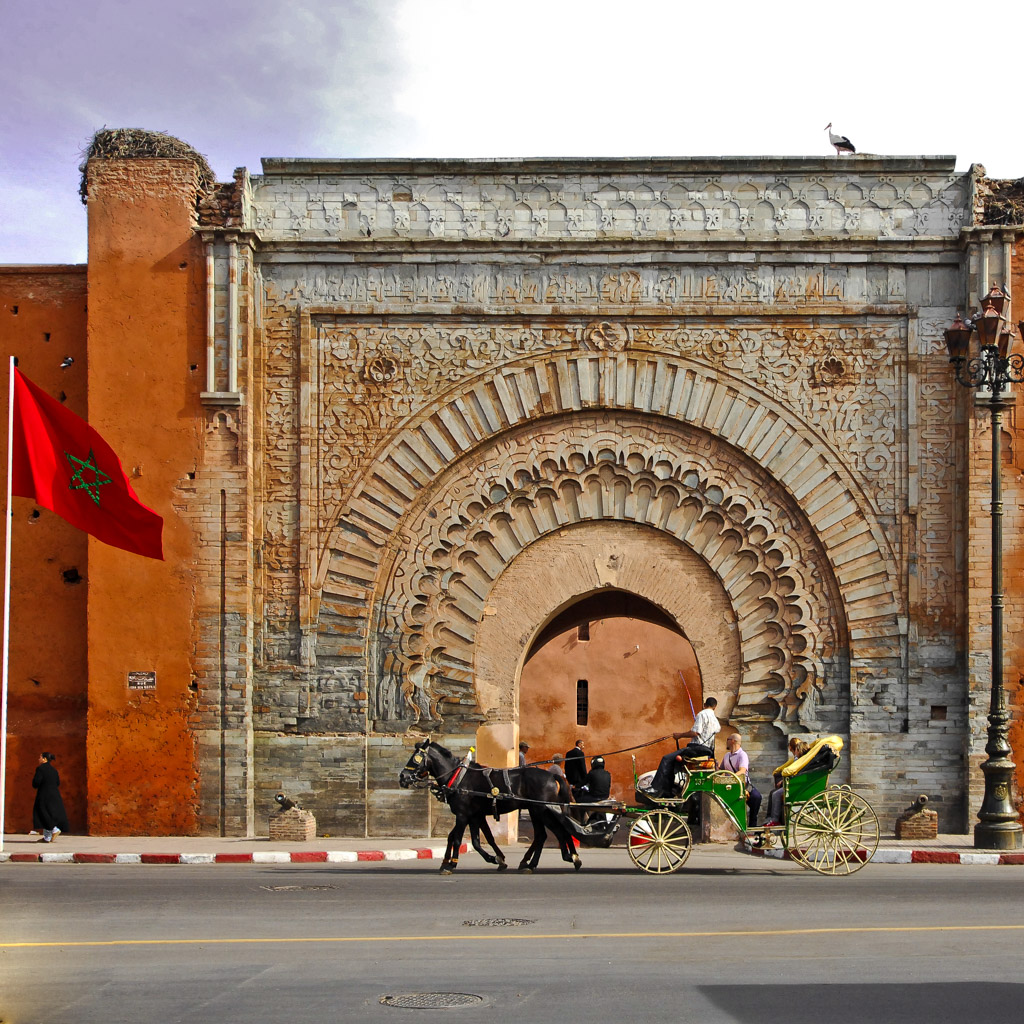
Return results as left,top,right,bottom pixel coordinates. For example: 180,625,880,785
4,831,1024,865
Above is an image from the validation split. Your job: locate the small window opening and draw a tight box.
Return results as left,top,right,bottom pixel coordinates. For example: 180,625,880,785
11,305,18,315
576,679,589,727
577,622,590,642
930,705,947,721
43,332,50,342
62,567,83,585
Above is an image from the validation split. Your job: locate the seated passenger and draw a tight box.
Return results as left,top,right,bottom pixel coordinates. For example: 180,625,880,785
577,756,612,802
720,733,761,827
764,737,809,826
576,755,612,824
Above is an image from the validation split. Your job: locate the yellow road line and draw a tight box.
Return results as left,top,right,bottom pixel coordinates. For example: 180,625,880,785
5,924,1024,949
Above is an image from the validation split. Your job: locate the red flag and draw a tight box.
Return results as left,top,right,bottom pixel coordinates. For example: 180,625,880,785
10,369,164,560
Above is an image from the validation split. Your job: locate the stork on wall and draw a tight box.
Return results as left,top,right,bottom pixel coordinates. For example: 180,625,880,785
825,123,856,156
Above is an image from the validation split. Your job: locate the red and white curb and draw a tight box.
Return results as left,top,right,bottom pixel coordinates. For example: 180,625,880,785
0,844,468,865
749,845,1024,865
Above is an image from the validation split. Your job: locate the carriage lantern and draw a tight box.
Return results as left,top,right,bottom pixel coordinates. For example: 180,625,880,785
943,285,1024,849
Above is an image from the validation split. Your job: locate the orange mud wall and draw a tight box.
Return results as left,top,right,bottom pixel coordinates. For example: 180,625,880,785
84,158,204,833
0,267,89,832
519,616,702,803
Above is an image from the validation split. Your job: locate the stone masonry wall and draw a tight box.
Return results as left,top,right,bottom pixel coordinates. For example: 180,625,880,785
189,155,995,836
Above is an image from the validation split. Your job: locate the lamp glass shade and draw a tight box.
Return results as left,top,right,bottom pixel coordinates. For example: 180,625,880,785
944,316,972,360
975,306,1001,349
982,285,1007,316
998,330,1015,360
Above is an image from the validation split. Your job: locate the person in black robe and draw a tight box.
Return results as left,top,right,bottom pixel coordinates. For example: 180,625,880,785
32,752,69,842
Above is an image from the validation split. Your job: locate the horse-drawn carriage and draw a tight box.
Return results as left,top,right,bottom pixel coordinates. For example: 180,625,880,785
620,734,879,875
399,734,879,876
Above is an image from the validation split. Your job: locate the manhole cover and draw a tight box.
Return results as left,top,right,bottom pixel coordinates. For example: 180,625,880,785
380,993,484,1009
259,884,336,891
462,917,533,927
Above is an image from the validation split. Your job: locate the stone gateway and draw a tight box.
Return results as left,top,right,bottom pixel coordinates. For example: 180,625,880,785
3,136,1023,840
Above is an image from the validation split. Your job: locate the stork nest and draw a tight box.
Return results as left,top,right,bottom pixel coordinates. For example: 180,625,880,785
981,177,1024,227
78,128,216,203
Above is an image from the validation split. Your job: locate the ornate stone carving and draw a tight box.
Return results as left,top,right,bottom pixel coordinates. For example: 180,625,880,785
264,262,904,310
357,416,847,733
251,164,970,242
307,318,905,528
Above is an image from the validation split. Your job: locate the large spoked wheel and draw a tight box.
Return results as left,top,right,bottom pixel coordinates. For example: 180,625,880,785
789,786,879,876
627,810,693,874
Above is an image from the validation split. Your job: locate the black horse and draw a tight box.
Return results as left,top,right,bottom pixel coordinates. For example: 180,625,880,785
399,739,582,874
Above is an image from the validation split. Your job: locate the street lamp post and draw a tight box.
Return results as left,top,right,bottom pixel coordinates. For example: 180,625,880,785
944,285,1024,849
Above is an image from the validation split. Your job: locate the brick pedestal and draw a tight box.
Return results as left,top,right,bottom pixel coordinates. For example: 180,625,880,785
895,795,938,841
268,807,317,842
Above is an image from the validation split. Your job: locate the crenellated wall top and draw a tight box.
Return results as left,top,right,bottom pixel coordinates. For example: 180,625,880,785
239,155,972,244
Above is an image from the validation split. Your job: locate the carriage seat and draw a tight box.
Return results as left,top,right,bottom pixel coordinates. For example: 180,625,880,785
776,735,843,778
679,742,715,767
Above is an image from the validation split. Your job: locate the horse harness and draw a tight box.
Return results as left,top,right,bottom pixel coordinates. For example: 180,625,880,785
430,763,514,820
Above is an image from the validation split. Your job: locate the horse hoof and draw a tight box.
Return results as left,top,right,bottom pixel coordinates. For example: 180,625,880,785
497,862,508,871
573,859,582,872
439,867,454,875
518,865,535,873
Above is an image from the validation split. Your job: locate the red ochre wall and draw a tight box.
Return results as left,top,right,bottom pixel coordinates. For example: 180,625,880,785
519,616,702,803
84,158,204,834
0,267,89,833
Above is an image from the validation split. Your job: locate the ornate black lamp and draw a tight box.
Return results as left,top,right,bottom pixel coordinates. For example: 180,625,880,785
944,285,1024,849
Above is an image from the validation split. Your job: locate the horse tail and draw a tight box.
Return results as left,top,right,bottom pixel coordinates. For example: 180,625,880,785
555,774,572,811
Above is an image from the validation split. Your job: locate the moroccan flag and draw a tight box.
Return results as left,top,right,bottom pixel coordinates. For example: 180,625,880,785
10,369,164,560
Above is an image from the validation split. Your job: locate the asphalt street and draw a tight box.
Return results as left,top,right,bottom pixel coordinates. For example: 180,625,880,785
3,848,1024,1023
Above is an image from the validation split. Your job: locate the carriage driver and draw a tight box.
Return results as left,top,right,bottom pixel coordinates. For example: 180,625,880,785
650,696,721,797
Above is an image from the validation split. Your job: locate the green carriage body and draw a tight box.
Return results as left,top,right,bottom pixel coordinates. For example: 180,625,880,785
623,734,879,876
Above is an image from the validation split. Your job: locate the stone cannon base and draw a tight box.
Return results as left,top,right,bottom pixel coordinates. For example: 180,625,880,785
895,800,938,841
269,807,317,842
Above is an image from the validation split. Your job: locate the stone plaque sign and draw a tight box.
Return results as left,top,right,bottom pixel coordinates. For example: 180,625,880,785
127,671,156,690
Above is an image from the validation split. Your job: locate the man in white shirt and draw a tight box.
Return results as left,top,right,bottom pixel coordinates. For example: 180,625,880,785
650,697,721,797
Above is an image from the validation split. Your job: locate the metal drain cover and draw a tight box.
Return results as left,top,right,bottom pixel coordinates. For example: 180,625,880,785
259,884,336,891
380,993,484,1009
463,917,533,927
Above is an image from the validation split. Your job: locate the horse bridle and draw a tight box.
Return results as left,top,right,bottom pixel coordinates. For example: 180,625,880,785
403,746,433,788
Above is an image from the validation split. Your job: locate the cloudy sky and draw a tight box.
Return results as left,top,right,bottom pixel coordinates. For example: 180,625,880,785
3,0,1021,264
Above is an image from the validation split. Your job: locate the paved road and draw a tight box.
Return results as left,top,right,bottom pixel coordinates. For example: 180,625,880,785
3,849,1023,1023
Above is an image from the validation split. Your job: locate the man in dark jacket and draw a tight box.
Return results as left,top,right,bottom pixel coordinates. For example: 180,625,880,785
564,739,587,793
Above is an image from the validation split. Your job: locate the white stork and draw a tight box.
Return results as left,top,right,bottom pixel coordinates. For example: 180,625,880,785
825,123,856,156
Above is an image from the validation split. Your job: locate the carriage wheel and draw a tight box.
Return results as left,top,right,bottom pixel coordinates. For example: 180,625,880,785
789,786,879,876
627,810,692,874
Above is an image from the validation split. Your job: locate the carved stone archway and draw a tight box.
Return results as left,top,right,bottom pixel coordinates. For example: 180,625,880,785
314,342,904,727
358,411,851,739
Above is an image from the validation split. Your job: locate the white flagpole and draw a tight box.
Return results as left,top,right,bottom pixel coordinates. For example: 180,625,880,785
0,356,14,851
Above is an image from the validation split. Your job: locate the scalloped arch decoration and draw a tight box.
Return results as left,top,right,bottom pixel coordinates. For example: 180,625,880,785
313,351,903,736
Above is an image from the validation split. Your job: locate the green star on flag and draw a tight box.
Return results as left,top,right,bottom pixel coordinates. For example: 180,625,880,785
66,448,112,505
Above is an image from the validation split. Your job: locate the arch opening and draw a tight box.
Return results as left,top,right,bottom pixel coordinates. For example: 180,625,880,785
521,590,703,804
525,588,685,660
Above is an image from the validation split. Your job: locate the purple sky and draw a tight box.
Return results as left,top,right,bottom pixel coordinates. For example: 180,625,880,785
3,0,1021,265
